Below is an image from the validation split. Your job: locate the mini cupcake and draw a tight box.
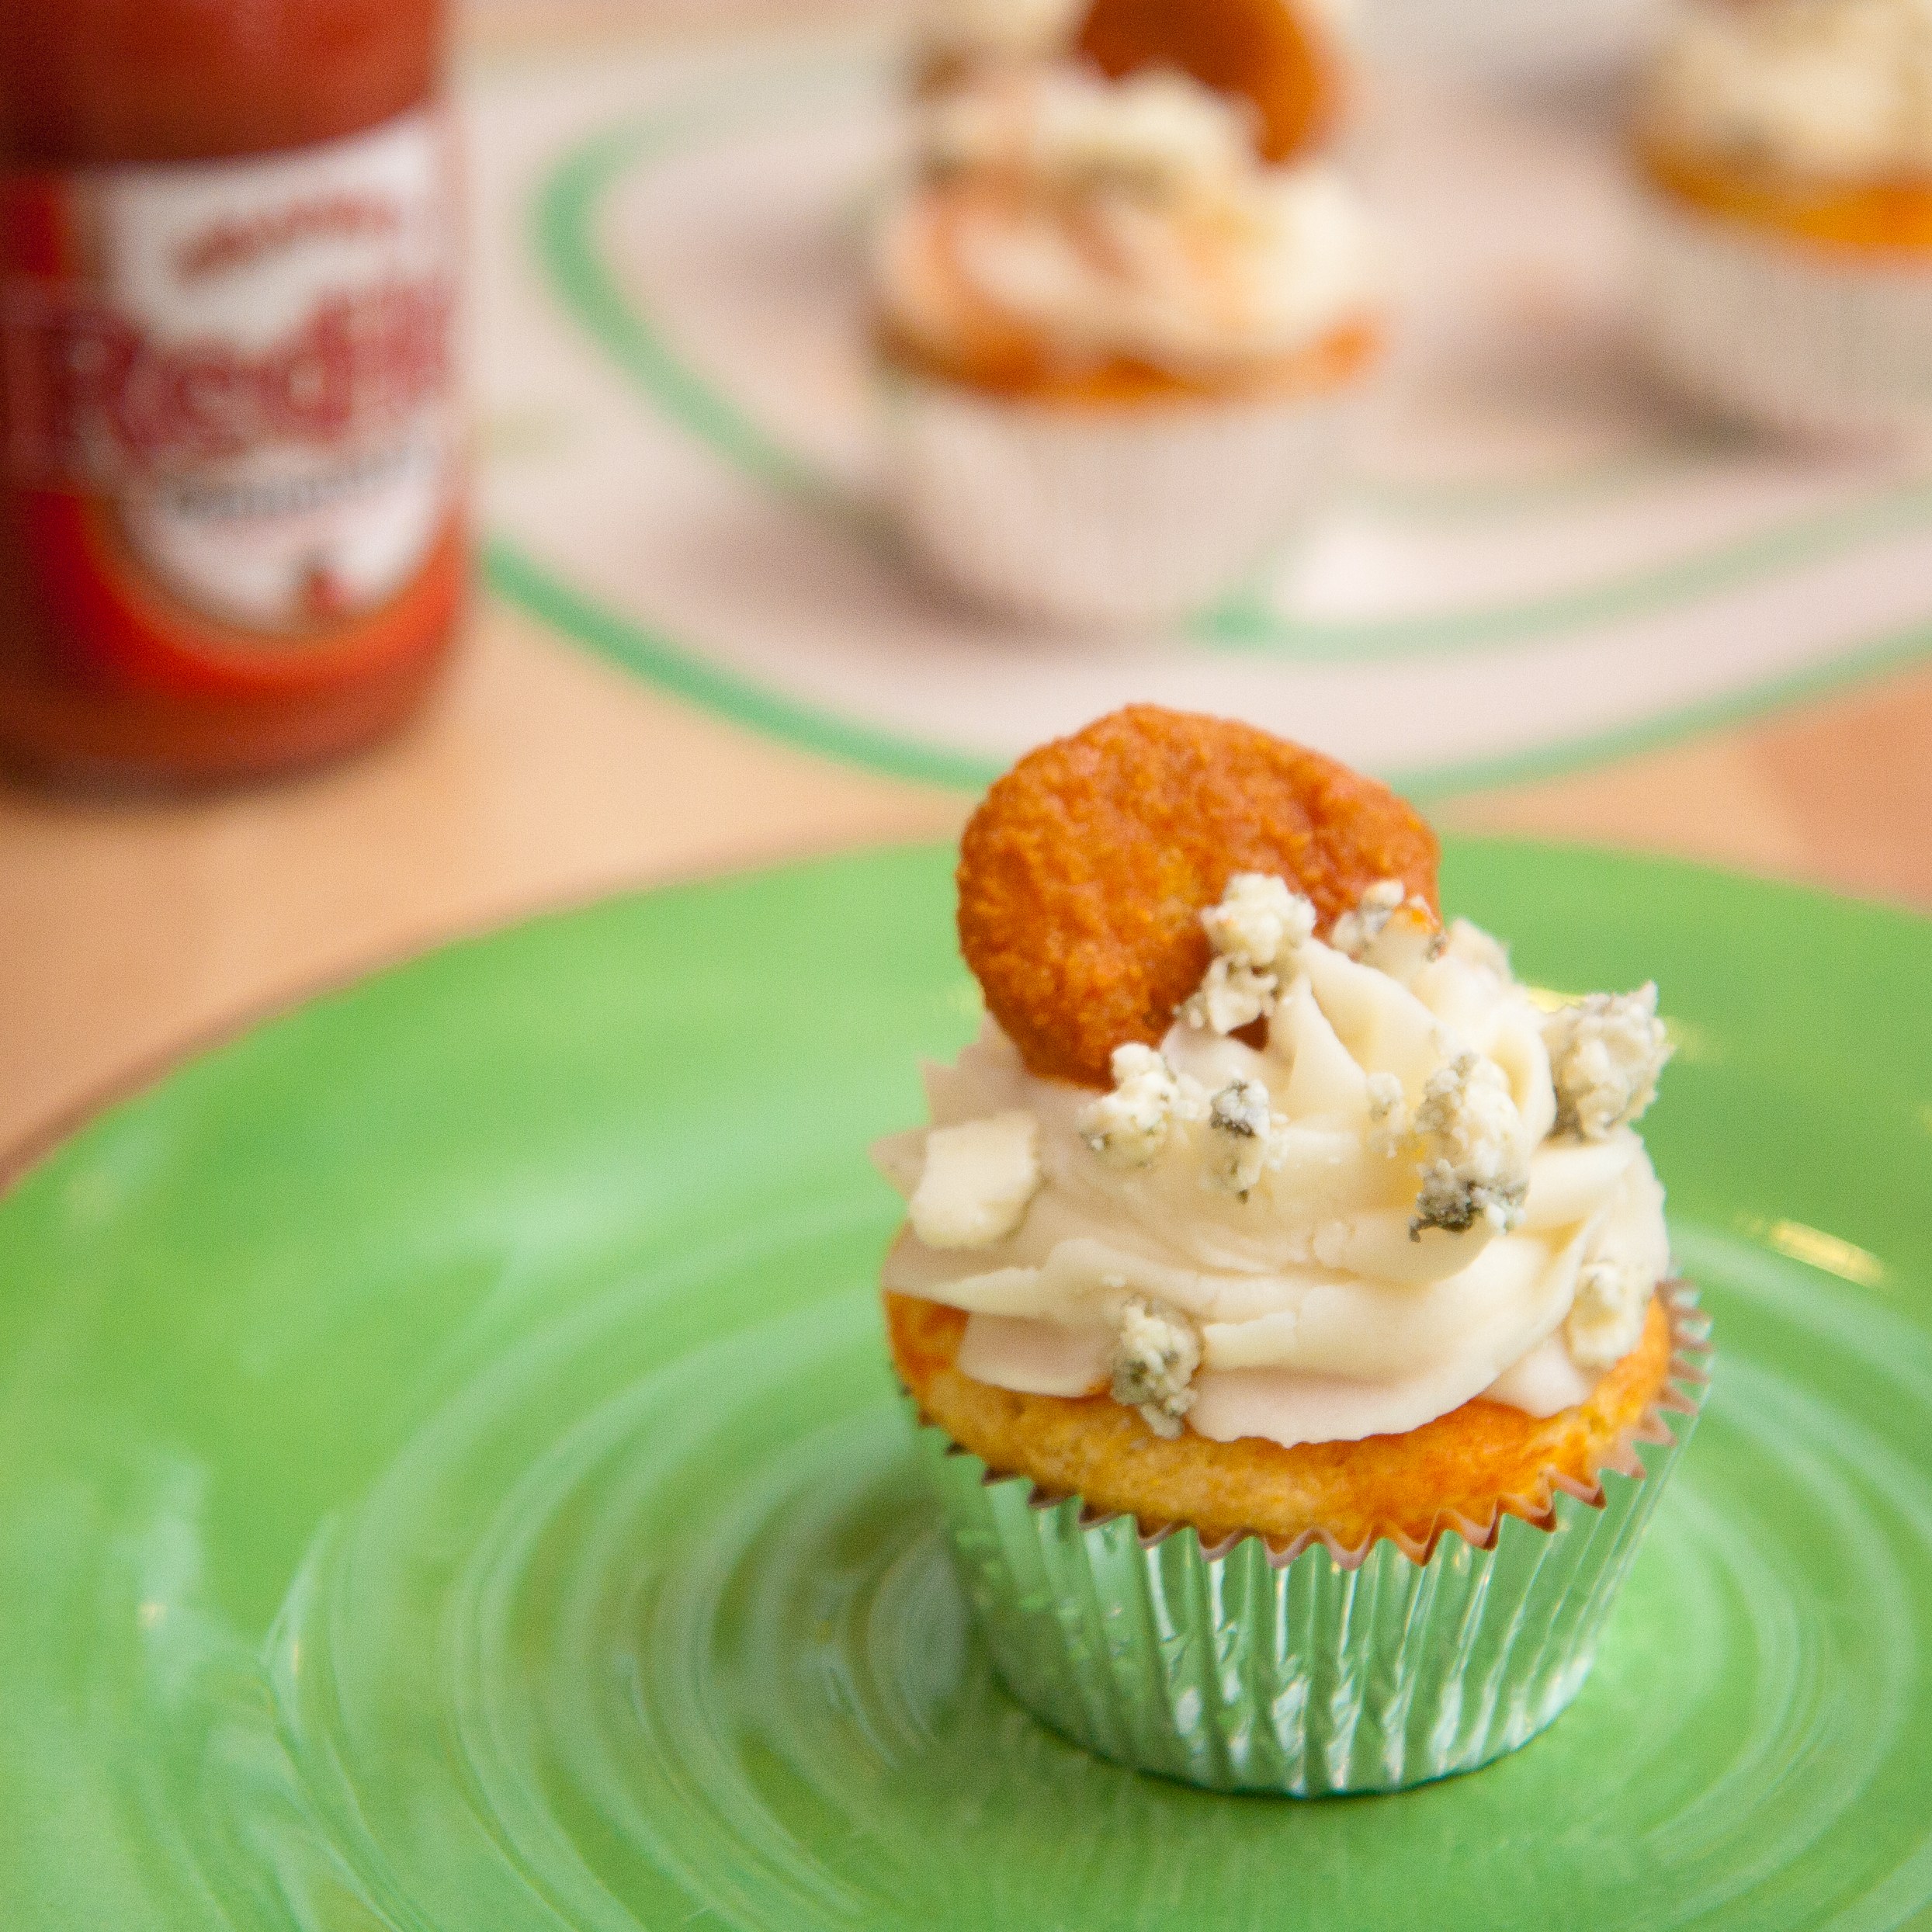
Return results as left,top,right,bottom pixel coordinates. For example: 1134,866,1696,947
872,61,1382,626
1634,0,1932,444
873,706,1708,1795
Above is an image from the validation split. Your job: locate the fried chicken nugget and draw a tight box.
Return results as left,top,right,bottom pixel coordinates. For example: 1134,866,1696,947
1077,0,1348,165
956,705,1439,1088
886,1289,1676,1553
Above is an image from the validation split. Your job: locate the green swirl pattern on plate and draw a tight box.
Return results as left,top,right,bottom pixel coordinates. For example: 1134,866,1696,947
1,842,1928,1928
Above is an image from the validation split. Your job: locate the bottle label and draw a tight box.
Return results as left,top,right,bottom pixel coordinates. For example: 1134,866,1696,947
0,107,460,668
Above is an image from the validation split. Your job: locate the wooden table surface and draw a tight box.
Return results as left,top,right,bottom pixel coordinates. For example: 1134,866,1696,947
4,2,1930,1170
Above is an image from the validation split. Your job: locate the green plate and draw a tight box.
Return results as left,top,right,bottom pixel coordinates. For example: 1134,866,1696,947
2,841,1930,1930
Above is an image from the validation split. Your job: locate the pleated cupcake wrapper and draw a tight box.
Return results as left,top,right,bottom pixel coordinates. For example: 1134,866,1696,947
880,368,1368,629
1634,191,1932,446
914,1282,1712,1795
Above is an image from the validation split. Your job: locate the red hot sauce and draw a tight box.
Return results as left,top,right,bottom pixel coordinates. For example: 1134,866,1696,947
0,0,464,785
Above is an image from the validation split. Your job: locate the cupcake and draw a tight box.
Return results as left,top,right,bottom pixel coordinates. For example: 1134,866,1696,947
873,706,1709,1795
872,57,1382,626
1634,0,1932,444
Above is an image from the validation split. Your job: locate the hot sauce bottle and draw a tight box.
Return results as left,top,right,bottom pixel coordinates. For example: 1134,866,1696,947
0,0,464,786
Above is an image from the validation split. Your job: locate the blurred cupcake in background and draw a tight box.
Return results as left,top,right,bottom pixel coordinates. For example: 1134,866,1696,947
873,53,1382,626
1635,0,1932,445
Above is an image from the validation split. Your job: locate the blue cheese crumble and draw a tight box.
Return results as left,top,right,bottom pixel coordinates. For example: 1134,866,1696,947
1181,958,1278,1035
1077,1044,1201,1168
1331,877,1443,980
1076,1035,1287,1201
1110,1295,1203,1436
1180,872,1316,1035
1206,1075,1279,1197
1407,1050,1530,1238
1327,877,1406,957
1545,984,1673,1140
1202,871,1318,968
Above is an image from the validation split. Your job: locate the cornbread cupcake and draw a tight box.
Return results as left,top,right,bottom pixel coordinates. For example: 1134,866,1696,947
1635,0,1932,443
874,706,1709,1794
873,63,1382,625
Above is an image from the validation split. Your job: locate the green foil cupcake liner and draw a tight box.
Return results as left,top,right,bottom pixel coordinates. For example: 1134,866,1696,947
914,1283,1712,1796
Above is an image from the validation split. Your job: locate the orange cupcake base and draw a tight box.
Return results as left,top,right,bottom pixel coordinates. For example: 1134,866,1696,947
886,1286,1684,1559
876,314,1382,410
1639,136,1932,257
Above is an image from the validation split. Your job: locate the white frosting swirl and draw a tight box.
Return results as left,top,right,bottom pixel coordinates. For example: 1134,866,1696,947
876,65,1379,379
877,883,1673,1450
1645,0,1932,180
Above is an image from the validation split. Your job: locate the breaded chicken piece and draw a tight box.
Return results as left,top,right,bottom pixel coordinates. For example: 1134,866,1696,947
956,705,1439,1087
1077,0,1348,164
